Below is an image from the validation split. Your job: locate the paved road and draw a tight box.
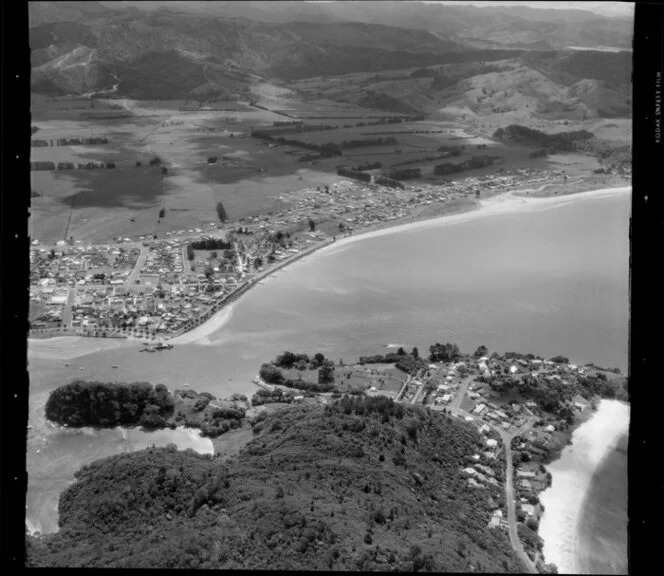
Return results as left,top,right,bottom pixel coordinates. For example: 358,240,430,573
410,382,425,404
395,376,410,402
124,246,149,289
502,431,539,574
62,287,76,328
450,376,473,411
448,405,538,574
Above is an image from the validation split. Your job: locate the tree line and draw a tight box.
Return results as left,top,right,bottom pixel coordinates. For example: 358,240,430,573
251,388,299,406
31,137,109,147
375,175,405,189
251,131,399,155
30,161,116,171
259,362,337,392
389,168,421,180
433,155,503,176
337,168,371,183
273,351,334,370
493,125,594,153
349,161,382,171
189,237,232,251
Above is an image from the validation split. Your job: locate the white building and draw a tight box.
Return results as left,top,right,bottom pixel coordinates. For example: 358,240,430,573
521,504,535,517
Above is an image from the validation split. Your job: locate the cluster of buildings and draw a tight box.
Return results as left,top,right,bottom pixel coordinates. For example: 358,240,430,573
244,166,553,235
29,163,569,339
462,462,500,488
29,221,328,338
29,245,138,330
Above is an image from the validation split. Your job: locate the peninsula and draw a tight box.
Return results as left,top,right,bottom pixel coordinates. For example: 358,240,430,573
30,342,627,572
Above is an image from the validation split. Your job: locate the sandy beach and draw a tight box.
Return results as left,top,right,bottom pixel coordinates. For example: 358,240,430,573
538,399,630,574
171,185,630,344
169,302,237,345
326,185,629,250
28,186,630,357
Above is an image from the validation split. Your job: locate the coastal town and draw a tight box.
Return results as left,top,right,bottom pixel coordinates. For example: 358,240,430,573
29,164,589,342
21,0,637,573
245,346,626,573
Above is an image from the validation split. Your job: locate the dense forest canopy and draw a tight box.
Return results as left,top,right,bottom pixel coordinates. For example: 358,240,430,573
492,125,594,153
27,397,524,571
45,380,174,428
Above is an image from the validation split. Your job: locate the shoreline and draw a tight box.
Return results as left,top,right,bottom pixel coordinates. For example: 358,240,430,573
165,184,630,344
28,184,630,357
537,399,630,573
25,423,214,537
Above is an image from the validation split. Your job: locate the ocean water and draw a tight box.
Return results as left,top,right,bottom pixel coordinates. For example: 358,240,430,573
538,400,630,574
577,433,629,574
27,189,630,535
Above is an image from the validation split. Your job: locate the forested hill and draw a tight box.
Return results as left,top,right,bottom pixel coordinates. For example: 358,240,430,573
27,396,524,572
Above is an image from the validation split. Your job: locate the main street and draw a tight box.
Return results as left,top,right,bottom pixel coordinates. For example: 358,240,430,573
124,245,149,289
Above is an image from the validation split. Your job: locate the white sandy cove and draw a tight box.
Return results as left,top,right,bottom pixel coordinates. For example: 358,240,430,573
28,186,630,355
538,399,630,574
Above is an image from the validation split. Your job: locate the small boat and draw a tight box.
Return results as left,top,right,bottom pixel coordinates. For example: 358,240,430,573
112,365,119,368
79,367,84,370
153,342,174,350
64,362,70,367
27,425,33,430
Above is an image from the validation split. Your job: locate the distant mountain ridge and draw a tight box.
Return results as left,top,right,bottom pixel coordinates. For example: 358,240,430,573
29,2,632,120
95,0,633,51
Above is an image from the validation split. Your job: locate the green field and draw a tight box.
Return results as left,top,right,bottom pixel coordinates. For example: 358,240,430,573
30,89,615,245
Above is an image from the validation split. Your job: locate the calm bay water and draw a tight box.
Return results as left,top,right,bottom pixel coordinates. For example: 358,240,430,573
27,190,630,536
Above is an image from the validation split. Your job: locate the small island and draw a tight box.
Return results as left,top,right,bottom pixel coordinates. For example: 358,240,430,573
44,380,250,447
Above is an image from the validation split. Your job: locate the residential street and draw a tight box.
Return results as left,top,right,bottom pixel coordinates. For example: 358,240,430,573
124,246,149,289
503,431,539,574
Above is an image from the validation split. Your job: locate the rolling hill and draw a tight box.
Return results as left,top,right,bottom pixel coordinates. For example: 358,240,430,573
26,397,525,571
293,50,631,121
29,1,632,119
